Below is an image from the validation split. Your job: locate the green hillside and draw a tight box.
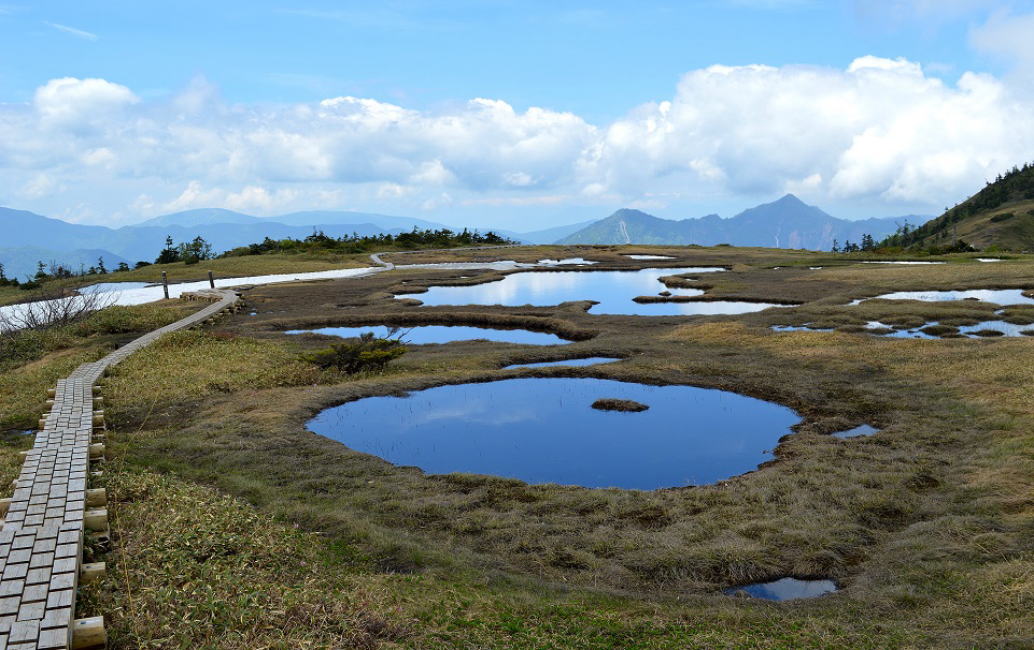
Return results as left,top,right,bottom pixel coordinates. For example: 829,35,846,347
884,162,1034,251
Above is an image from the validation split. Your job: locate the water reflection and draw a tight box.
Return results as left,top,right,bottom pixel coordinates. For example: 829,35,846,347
286,324,568,345
307,377,801,489
502,357,621,369
537,258,598,266
832,424,879,438
865,289,1034,305
399,267,789,316
726,577,838,601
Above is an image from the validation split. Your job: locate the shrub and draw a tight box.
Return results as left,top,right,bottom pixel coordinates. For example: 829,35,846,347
591,398,649,412
990,212,1015,223
302,333,407,373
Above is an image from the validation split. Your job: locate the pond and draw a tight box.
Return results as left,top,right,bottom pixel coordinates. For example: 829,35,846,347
307,377,801,489
286,324,569,345
537,258,598,266
726,578,838,601
861,289,1034,305
398,267,791,316
624,254,675,260
774,320,1034,339
832,424,879,438
502,357,621,369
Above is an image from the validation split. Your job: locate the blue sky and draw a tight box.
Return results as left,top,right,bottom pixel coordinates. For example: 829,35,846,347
2,1,1034,229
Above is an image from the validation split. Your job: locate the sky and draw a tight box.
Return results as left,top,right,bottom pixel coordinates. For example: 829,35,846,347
2,0,1034,231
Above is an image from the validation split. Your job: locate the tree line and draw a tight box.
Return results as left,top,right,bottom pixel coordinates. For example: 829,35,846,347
220,227,513,257
3,227,513,290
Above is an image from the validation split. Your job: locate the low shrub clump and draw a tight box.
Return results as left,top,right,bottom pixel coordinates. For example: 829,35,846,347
303,333,407,374
591,398,649,412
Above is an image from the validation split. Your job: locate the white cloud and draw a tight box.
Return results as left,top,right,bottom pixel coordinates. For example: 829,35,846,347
33,77,137,129
1,62,1033,222
582,57,1033,205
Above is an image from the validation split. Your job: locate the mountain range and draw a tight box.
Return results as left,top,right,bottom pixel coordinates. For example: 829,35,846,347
0,196,923,279
0,207,588,279
558,195,913,250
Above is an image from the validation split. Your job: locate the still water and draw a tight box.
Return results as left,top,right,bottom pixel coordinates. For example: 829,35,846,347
307,377,801,489
399,267,790,316
832,424,880,438
502,357,621,369
864,289,1034,305
726,577,838,600
286,324,568,345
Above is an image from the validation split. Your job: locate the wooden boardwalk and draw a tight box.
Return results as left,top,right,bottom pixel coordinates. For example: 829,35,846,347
0,289,240,649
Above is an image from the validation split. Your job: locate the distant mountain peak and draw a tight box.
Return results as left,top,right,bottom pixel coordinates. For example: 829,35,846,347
773,193,805,205
557,195,902,249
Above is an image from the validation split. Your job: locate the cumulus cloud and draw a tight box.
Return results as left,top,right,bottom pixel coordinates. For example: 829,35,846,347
33,77,137,129
1,60,1033,222
582,56,1032,204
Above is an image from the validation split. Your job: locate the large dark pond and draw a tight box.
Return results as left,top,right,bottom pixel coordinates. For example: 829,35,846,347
307,377,801,489
398,267,789,316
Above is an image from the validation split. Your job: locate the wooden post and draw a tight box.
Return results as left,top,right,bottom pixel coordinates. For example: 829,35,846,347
161,270,169,299
71,616,107,649
80,562,107,584
89,443,105,459
85,488,107,507
208,270,215,288
84,508,108,531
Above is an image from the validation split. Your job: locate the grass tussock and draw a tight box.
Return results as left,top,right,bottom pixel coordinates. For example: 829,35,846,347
104,330,324,413
0,301,200,429
591,398,649,412
83,465,409,649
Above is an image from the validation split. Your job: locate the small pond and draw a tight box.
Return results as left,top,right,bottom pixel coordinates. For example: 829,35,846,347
537,258,598,266
977,258,1002,263
773,320,1034,339
307,377,801,489
624,254,676,260
726,578,838,601
286,324,568,345
832,424,879,438
502,357,621,369
957,321,1034,337
398,267,790,316
860,289,1034,306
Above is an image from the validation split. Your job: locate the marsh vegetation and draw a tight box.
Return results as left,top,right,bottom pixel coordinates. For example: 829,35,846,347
4,243,1032,647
